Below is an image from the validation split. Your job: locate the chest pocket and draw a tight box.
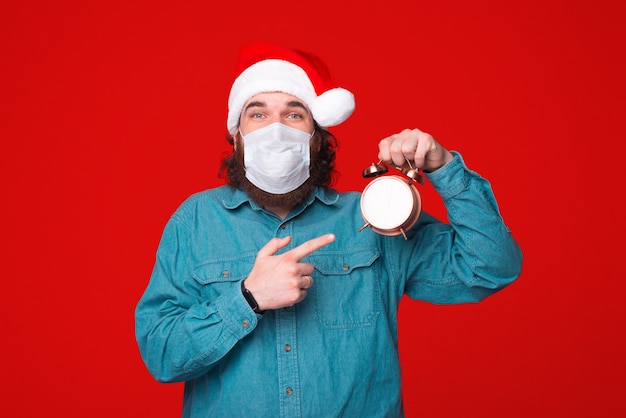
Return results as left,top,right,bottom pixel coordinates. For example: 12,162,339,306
191,255,256,299
308,249,381,329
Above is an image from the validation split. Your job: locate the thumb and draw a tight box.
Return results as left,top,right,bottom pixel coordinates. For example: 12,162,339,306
257,236,292,257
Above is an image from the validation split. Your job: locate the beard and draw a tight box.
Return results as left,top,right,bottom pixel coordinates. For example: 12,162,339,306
227,137,319,210
242,175,317,210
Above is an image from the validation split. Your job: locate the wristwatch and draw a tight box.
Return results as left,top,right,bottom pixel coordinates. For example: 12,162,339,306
241,280,265,315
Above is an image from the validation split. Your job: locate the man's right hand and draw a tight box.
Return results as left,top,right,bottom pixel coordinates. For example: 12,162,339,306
243,234,336,311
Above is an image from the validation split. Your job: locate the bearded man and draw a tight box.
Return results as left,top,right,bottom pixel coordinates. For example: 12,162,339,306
135,42,522,417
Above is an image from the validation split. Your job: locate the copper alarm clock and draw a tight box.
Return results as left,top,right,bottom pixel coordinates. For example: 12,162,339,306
358,159,424,240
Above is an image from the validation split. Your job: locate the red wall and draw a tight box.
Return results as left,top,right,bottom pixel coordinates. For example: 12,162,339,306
2,1,624,416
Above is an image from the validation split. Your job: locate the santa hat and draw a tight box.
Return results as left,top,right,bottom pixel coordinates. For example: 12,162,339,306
227,42,355,135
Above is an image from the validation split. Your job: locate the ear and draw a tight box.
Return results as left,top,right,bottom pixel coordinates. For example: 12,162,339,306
233,128,239,150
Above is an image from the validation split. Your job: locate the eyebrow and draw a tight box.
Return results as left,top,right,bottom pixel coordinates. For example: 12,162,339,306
242,100,308,113
243,101,265,112
286,100,308,110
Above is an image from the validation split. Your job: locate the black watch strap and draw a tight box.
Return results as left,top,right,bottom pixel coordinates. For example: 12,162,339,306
241,280,265,315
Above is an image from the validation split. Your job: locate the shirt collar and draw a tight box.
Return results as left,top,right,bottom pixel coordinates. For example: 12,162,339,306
222,186,339,212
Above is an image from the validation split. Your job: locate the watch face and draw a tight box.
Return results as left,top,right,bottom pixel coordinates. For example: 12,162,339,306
360,176,421,236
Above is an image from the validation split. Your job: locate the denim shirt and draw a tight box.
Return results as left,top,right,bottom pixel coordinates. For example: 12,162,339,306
135,153,522,417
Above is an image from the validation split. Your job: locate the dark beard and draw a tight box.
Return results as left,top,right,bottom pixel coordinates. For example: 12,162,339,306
242,175,317,210
228,142,317,210
220,127,337,211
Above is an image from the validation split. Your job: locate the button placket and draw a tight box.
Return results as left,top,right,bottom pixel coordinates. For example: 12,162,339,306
275,220,292,240
276,306,300,416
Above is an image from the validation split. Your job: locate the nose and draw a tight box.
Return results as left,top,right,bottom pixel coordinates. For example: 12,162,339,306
267,114,282,124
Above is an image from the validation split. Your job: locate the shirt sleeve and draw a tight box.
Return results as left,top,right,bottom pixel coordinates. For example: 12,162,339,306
134,212,259,383
396,151,523,303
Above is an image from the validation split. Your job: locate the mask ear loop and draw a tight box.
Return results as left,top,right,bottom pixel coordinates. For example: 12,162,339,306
232,128,240,150
234,127,249,150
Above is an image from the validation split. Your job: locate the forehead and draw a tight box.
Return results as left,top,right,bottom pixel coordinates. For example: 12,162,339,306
243,92,309,111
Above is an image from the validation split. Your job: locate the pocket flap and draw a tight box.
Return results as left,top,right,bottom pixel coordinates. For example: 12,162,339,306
309,249,379,275
192,255,256,285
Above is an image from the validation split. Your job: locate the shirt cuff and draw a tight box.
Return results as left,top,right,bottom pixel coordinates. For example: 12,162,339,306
423,151,471,200
213,282,260,340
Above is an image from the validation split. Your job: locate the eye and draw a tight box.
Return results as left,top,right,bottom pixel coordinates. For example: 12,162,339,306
286,112,303,119
250,112,265,119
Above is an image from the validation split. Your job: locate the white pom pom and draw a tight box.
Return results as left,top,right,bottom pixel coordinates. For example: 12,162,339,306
310,88,356,127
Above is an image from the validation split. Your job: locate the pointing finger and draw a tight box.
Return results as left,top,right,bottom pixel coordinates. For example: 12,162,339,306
257,236,292,257
287,234,335,261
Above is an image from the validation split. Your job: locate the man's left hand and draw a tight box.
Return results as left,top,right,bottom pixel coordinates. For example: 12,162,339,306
377,128,453,173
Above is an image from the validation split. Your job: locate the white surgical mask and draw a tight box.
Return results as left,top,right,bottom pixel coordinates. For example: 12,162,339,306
241,122,314,194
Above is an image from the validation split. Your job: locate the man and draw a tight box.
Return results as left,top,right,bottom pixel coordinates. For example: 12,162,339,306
135,42,522,417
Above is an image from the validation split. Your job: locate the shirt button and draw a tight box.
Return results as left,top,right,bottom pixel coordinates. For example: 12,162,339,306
279,224,287,229
286,387,294,396
342,264,349,271
284,344,291,352
242,320,250,328
222,271,230,278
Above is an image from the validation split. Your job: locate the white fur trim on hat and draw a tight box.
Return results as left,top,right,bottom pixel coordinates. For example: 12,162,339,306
227,59,355,134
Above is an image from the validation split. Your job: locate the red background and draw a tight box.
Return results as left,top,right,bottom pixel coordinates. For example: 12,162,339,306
2,0,625,416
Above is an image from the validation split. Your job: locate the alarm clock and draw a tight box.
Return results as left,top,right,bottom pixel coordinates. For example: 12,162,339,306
358,160,424,240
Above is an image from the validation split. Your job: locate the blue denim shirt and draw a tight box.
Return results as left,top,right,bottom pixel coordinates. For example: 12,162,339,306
135,153,522,417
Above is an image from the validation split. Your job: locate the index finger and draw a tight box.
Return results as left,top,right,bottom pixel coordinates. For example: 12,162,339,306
287,233,336,261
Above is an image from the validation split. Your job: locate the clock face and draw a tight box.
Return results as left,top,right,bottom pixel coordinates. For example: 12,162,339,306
360,176,421,236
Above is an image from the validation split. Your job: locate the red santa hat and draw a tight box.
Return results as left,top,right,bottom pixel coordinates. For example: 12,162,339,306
227,42,356,135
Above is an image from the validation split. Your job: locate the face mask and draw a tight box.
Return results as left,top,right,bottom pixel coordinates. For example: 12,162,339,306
241,122,314,194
